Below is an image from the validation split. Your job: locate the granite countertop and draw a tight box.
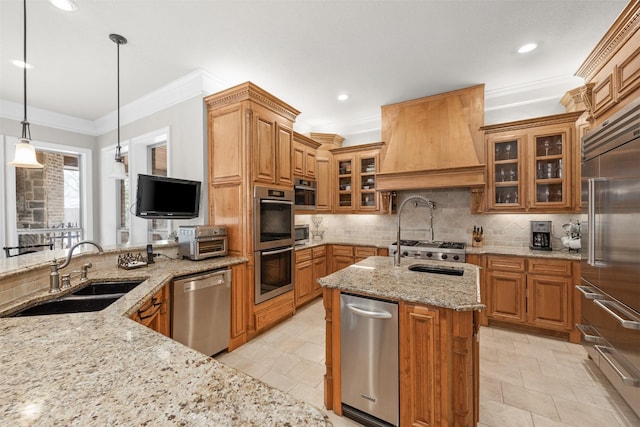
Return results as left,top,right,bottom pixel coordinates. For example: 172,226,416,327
0,255,330,426
317,256,484,311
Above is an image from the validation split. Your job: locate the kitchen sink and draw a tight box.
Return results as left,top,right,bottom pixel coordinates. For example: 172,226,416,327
71,279,144,296
9,295,121,317
408,264,464,276
8,279,145,317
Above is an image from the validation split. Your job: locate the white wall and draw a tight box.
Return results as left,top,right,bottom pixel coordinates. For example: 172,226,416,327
96,96,207,246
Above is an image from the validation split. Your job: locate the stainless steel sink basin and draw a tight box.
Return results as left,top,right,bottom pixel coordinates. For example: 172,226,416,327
71,280,144,296
10,295,121,317
408,264,464,276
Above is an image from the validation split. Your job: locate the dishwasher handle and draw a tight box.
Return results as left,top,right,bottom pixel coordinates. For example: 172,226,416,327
346,303,393,319
176,270,230,293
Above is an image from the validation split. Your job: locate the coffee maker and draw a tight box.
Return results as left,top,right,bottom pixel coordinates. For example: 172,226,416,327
530,221,552,251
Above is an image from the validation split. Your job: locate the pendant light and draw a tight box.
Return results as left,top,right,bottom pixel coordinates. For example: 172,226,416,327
109,33,128,179
8,0,44,169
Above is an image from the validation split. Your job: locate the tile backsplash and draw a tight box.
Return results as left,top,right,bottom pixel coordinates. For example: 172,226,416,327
297,188,581,250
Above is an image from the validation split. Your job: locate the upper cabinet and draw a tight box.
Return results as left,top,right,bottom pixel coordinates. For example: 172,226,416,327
331,143,384,213
252,103,295,186
575,2,640,125
483,112,584,213
293,132,320,180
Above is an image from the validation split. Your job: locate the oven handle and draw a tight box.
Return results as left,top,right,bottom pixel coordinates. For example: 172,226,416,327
261,200,294,206
575,284,602,300
594,345,640,387
260,246,294,256
594,299,640,330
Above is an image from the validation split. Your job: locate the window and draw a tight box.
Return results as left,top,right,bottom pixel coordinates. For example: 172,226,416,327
8,145,92,257
116,154,130,245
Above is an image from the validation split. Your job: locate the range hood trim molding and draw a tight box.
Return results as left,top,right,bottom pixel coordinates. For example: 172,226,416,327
376,164,486,191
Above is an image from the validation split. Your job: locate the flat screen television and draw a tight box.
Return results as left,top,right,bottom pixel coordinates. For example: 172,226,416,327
135,174,201,219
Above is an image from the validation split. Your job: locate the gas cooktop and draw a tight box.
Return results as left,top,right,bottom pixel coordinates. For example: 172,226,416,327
389,240,467,262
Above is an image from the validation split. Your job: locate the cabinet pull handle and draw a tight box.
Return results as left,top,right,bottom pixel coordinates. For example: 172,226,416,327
575,323,603,343
594,345,640,387
138,296,159,314
593,299,640,330
138,297,162,320
575,285,601,300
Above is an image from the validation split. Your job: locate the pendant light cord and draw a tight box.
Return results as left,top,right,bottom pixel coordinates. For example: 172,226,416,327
109,33,127,162
21,0,31,141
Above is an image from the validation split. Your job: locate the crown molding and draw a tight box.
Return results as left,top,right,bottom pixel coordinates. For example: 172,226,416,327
0,69,229,136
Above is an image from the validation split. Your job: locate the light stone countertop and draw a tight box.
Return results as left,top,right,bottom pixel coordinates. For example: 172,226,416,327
0,255,331,426
317,256,484,311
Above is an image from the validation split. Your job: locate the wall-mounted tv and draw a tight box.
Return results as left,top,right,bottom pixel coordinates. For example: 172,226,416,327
135,174,201,219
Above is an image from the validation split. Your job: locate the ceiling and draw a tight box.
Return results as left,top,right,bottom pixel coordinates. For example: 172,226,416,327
0,0,629,141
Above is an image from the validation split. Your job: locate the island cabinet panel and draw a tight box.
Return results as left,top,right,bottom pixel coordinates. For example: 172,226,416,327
130,284,170,337
400,303,439,426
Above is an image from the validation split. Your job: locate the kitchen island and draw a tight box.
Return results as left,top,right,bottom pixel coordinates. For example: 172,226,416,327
318,256,484,427
0,251,330,426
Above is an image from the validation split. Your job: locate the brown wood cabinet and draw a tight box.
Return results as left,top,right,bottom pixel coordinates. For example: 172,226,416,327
483,112,583,213
293,132,320,180
229,263,248,351
130,284,170,337
576,2,640,124
294,245,326,307
330,143,384,213
252,103,295,186
205,82,301,339
328,244,383,274
315,157,332,212
483,254,578,340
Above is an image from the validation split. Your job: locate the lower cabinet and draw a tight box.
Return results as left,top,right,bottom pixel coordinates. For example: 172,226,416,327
484,254,577,340
295,246,327,307
130,284,170,337
399,302,478,427
328,244,384,274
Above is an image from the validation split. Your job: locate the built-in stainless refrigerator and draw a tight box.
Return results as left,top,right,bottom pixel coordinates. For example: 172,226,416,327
578,98,640,418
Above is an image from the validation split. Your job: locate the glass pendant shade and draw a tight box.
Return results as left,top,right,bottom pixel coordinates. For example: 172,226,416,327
109,159,127,179
9,138,44,168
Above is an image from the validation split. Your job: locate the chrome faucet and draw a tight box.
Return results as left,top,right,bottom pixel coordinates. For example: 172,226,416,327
49,240,104,293
395,195,435,267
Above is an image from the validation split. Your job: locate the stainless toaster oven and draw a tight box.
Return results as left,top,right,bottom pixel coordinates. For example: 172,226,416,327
178,225,228,260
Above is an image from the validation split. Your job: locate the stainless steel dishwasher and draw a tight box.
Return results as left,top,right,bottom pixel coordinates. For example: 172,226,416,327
172,268,231,356
341,293,399,427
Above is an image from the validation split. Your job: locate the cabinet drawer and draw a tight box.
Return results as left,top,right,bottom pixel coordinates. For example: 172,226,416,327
486,255,526,272
295,248,312,263
354,246,377,257
527,258,572,276
332,245,353,257
312,245,326,258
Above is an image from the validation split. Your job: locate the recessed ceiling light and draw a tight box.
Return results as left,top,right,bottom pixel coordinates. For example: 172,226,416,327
12,59,33,69
49,0,78,12
518,43,538,54
337,93,349,101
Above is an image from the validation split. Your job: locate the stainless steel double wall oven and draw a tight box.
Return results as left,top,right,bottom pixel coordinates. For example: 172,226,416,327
254,186,295,304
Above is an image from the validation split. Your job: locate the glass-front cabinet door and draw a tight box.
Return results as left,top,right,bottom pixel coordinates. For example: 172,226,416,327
336,158,353,211
529,131,571,209
357,154,378,211
488,137,524,210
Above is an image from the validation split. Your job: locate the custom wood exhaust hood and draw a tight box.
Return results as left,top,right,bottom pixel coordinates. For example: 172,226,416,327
376,84,486,191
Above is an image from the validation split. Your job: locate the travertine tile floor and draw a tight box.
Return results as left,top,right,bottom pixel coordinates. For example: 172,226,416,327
217,299,640,426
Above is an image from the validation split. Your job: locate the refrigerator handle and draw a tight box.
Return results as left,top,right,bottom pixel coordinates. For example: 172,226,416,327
587,178,596,266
